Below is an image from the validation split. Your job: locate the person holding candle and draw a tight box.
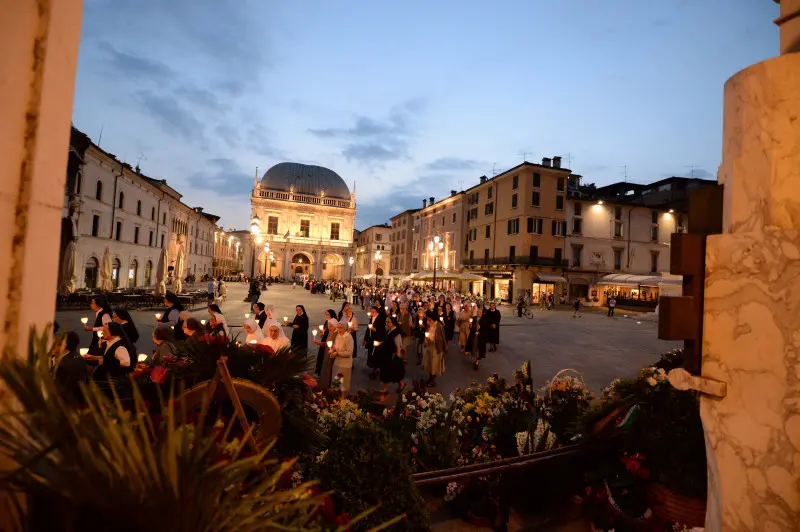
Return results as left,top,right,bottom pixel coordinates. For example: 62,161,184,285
86,322,135,384
318,318,339,388
83,295,112,356
473,307,492,369
182,318,204,344
484,302,501,352
208,313,229,339
290,305,309,353
54,331,87,404
413,307,427,365
457,302,473,354
152,325,176,364
379,316,406,397
342,304,359,358
313,309,338,375
243,317,266,345
443,302,456,347
159,293,186,341
264,323,290,353
254,302,268,329
330,320,353,391
424,311,447,387
365,304,386,380
398,304,412,355
112,308,140,354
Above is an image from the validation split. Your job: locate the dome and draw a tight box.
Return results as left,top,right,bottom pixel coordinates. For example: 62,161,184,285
260,162,350,200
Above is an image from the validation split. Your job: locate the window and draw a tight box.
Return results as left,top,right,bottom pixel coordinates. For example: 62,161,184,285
485,203,494,216
376,233,382,241
112,259,121,288
441,216,445,226
484,249,490,261
651,252,659,273
485,225,491,239
144,261,152,286
512,175,519,189
511,194,518,208
91,215,100,237
149,231,153,246
299,220,310,237
557,177,565,192
527,217,543,234
452,213,456,223
432,219,436,229
614,207,622,220
614,221,623,238
412,257,418,270
118,192,125,209
115,221,122,241
551,220,567,236
533,173,541,188
95,181,103,201
162,213,166,225
76,172,82,195
554,248,562,262
160,234,164,248
136,200,142,216
487,187,493,200
574,202,582,216
529,245,538,259
573,218,583,234
509,245,516,261
651,210,659,224
532,191,540,207
84,257,99,288
614,248,623,270
128,260,138,288
556,196,564,210
507,218,520,235
151,206,155,220
572,245,582,267
469,250,474,260
266,216,278,235
651,226,659,241
134,226,140,244
330,222,340,240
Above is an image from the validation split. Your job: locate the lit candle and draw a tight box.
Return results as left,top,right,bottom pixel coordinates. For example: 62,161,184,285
312,330,318,337
439,317,444,322
469,318,473,323
137,353,148,362
170,325,174,330
79,348,89,356
200,319,206,325
425,332,430,338
283,316,288,323
155,313,162,320
80,317,88,325
249,339,257,344
374,340,381,346
347,321,352,328
319,324,324,331
419,320,423,325
97,331,103,338
326,340,333,348
245,313,250,319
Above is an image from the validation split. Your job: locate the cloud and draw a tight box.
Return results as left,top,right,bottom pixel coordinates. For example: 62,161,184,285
354,174,461,228
425,157,481,171
309,99,426,165
96,41,174,83
135,91,205,142
174,86,229,114
186,158,255,197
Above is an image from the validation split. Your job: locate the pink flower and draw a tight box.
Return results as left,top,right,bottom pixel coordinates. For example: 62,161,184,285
150,365,168,384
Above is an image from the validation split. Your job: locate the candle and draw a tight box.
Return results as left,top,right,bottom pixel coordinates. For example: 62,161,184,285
245,313,250,319
319,324,324,331
79,348,89,356
347,321,352,328
80,317,88,325
469,318,473,323
419,320,423,325
373,340,381,346
155,313,162,320
425,332,430,338
200,319,206,325
312,330,318,337
392,314,397,318
439,317,444,322
137,354,148,362
326,340,333,348
249,340,257,345
97,331,103,338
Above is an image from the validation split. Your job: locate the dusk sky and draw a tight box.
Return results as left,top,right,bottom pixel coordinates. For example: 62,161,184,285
72,0,779,230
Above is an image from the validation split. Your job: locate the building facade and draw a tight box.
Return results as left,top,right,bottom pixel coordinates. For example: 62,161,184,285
61,128,219,291
389,208,418,276
248,162,357,281
355,224,392,283
463,158,572,302
411,192,468,283
213,228,246,277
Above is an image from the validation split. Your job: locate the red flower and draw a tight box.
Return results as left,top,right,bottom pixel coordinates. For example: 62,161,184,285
320,496,336,520
302,373,317,387
132,367,152,379
150,365,168,384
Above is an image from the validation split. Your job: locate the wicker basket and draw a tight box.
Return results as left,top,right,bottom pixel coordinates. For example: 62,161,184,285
646,482,706,527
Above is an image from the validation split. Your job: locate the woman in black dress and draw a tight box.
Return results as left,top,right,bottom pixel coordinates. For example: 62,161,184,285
443,302,456,346
83,295,112,356
475,307,492,369
379,316,406,397
366,304,387,379
54,331,87,404
290,305,309,352
112,309,140,353
159,293,187,341
313,309,337,375
484,302,501,352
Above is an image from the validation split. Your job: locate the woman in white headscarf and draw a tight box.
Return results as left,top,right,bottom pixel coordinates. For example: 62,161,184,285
263,323,290,352
243,318,266,345
209,313,230,339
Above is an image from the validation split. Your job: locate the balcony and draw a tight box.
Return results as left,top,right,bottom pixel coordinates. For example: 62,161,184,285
463,256,568,267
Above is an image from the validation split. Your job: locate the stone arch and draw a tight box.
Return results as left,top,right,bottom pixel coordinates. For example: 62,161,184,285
290,252,313,278
322,253,344,280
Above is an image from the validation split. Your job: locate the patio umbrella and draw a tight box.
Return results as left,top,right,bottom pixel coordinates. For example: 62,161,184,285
458,272,486,281
100,247,114,291
58,241,77,296
174,249,184,294
154,247,168,296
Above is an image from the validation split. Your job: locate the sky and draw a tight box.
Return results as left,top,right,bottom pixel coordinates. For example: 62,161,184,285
72,0,779,231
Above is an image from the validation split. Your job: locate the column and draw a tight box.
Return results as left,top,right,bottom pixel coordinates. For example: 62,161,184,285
701,2,800,529
0,0,84,355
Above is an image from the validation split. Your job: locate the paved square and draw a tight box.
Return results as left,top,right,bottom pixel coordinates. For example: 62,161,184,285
56,283,679,397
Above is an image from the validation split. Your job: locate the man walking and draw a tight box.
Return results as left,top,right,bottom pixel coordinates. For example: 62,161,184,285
607,296,616,317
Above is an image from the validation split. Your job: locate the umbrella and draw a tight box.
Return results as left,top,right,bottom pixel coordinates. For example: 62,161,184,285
100,247,114,291
174,249,184,294
458,272,486,281
154,247,168,296
58,241,77,296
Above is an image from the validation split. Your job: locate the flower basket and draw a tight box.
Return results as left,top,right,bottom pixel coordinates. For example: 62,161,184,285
646,482,706,527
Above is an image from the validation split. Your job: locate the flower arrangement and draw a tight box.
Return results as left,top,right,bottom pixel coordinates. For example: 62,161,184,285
331,372,344,392
535,371,594,443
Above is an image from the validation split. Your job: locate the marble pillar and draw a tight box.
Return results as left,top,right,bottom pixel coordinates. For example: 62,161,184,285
0,0,84,356
701,4,800,529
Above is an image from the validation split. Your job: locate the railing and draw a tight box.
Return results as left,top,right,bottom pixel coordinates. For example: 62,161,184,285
254,189,353,209
463,256,569,267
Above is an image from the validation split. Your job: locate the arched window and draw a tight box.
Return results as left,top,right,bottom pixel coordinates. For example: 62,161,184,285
95,180,103,201
144,260,152,286
84,257,99,288
128,259,138,288
112,258,121,288
118,192,125,209
136,200,142,215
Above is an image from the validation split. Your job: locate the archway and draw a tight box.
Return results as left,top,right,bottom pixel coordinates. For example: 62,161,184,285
84,257,99,289
322,253,344,280
128,259,138,288
258,250,280,278
112,258,121,288
290,252,313,279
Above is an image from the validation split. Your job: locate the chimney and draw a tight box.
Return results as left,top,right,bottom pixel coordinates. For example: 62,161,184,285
479,175,487,183
553,156,562,169
429,196,435,205
542,157,552,167
423,198,427,208
450,190,457,196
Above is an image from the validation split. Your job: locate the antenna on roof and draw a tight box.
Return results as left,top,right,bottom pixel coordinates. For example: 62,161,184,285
491,163,498,176
97,124,104,147
620,165,628,183
457,180,464,191
563,153,575,168
685,165,697,178
519,151,531,162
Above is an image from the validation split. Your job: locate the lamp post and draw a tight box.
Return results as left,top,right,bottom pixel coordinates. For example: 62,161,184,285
428,235,445,289
348,256,355,284
250,216,261,278
268,251,275,277
262,243,270,276
374,250,383,287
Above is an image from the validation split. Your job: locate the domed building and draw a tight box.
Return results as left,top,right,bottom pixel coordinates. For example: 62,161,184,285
247,162,357,280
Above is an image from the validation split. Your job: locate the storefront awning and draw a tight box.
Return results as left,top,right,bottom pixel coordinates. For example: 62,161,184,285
597,273,665,287
535,273,567,283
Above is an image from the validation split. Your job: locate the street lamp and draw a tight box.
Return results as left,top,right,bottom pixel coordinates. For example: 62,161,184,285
428,235,445,289
348,256,355,284
250,216,260,278
262,243,270,276
374,250,383,287
268,251,275,277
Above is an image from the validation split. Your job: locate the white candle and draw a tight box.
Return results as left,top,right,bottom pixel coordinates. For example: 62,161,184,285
137,353,148,362
425,332,430,338
439,317,444,322
347,321,352,328
80,317,88,325
319,324,324,331
97,331,103,338
79,348,89,356
312,330,318,337
249,339,257,344
392,314,397,318
155,313,162,320
374,340,381,346
283,316,289,322
419,320,423,325
200,319,206,325
245,313,250,319
326,340,333,348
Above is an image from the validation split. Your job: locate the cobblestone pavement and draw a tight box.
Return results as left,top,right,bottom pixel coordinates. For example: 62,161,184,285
56,283,679,398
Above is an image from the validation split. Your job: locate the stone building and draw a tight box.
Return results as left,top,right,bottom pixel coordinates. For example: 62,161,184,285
62,127,217,290
389,208,419,276
213,228,246,277
247,162,357,280
411,192,468,285
355,224,392,284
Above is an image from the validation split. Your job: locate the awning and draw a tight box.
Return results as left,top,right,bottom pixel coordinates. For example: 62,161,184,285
597,273,669,287
535,273,567,283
